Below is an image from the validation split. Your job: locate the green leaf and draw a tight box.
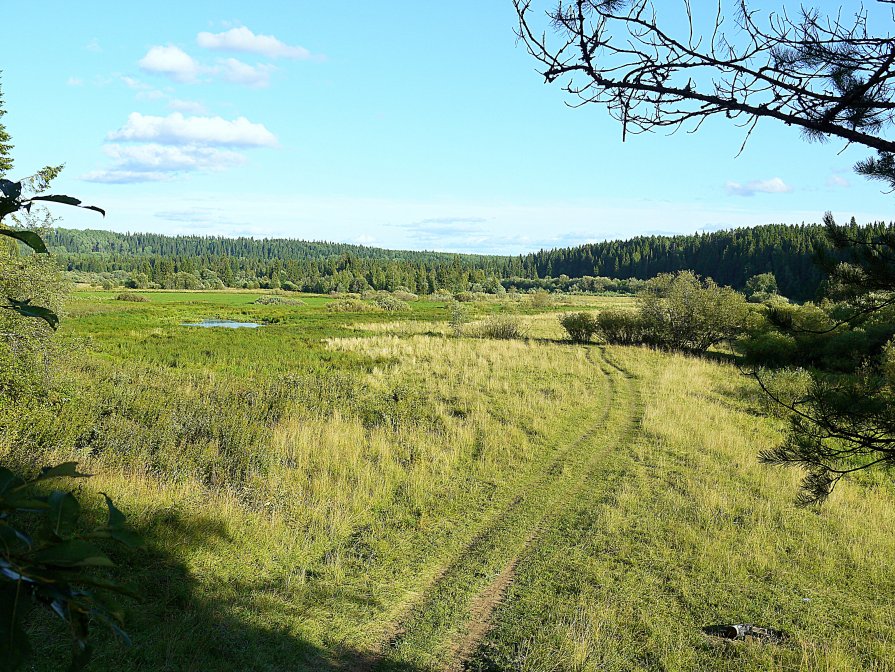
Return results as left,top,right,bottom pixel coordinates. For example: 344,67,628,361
0,582,32,671
46,491,81,539
4,299,59,330
0,467,24,496
0,491,50,511
0,229,47,254
26,195,105,217
101,494,125,529
69,574,139,599
32,540,114,568
36,463,91,482
68,641,93,672
108,528,142,549
0,525,31,553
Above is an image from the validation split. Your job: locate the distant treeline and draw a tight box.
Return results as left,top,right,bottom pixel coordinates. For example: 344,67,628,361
525,224,837,301
43,222,889,300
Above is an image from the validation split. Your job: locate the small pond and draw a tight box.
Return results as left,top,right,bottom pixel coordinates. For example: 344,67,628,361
181,320,262,329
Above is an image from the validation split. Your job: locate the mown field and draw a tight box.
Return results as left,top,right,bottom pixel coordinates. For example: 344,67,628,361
4,290,895,671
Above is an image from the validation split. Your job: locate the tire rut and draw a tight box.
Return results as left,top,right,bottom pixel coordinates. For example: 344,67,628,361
346,346,637,671
447,347,643,671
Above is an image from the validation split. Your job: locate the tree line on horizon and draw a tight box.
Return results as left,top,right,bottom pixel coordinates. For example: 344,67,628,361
42,221,885,300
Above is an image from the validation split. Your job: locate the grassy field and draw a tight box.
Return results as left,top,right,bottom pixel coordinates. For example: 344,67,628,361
4,290,894,671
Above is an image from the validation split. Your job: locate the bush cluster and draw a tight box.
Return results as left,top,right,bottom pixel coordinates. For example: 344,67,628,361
115,292,149,302
594,308,646,345
253,296,304,306
373,295,410,312
583,272,749,353
558,312,598,342
327,299,381,313
478,315,527,340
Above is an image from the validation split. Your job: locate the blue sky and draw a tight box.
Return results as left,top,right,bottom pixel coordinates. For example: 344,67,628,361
1,1,892,254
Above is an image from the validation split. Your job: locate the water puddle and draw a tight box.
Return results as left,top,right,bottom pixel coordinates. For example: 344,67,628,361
181,320,261,329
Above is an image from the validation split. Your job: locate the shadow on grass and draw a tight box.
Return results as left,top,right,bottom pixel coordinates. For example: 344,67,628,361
26,506,425,672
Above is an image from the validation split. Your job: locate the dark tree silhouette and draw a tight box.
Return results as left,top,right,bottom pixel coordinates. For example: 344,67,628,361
514,1,895,154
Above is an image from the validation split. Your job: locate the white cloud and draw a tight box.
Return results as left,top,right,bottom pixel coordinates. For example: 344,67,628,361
121,76,145,89
827,175,850,188
88,113,275,184
105,143,246,170
196,26,313,59
83,144,246,184
107,112,277,147
67,77,83,86
86,39,102,53
725,177,793,197
169,99,206,114
218,58,276,88
138,45,201,83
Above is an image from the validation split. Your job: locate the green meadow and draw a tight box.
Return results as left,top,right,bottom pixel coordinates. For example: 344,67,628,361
5,290,895,671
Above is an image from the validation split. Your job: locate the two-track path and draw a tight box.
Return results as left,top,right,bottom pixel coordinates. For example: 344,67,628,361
340,346,643,671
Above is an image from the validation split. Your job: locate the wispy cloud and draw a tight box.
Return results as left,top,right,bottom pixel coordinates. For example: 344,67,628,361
196,26,316,60
827,174,850,188
403,216,488,235
154,207,249,228
66,77,83,86
107,112,277,147
168,98,206,114
725,177,793,197
83,144,246,184
217,58,276,88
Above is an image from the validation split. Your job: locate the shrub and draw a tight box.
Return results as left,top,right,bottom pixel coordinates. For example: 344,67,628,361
431,290,453,301
738,330,799,367
449,300,468,337
115,292,149,302
392,290,418,302
595,308,646,345
454,291,475,302
527,290,552,308
637,271,749,352
559,311,598,342
327,299,381,313
478,315,527,340
254,296,304,306
374,295,410,311
744,272,779,302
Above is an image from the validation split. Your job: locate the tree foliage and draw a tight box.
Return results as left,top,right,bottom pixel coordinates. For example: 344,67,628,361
748,214,895,503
